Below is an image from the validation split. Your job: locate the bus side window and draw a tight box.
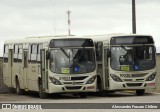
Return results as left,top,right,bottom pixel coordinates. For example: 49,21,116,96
30,44,37,63
37,44,43,62
28,45,31,62
14,45,18,62
4,45,9,63
18,45,22,62
95,42,103,61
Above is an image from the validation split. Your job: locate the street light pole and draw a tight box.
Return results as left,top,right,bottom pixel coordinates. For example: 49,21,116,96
132,0,136,34
66,10,71,36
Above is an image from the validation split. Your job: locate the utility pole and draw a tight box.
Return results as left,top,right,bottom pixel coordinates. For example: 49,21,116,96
66,10,71,36
132,0,136,34
53,0,56,35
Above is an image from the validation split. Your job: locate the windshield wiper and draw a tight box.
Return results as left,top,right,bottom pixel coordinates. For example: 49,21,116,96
60,48,70,58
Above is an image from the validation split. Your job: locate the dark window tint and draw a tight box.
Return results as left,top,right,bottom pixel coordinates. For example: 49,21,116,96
50,39,94,48
111,36,154,45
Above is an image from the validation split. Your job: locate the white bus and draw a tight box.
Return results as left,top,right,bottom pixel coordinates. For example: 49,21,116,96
3,36,97,98
91,34,156,95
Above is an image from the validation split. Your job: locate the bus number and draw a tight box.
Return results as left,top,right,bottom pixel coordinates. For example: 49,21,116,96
120,74,131,78
59,77,71,81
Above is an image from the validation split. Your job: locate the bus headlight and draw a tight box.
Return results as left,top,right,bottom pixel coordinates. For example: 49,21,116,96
86,76,97,84
110,74,122,82
146,73,156,81
49,77,62,85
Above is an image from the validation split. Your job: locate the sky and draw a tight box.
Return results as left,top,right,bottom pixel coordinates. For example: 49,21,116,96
0,0,160,56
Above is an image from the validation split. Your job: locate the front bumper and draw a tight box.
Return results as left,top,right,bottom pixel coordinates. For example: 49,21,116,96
47,81,97,93
108,79,156,90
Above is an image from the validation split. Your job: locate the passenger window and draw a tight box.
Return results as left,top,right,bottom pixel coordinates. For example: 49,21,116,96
18,45,22,62
31,44,37,62
4,45,9,63
37,44,43,62
14,45,18,62
28,45,31,61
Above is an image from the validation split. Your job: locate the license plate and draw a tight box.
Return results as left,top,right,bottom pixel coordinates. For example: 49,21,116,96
120,74,131,78
147,83,155,86
59,77,71,81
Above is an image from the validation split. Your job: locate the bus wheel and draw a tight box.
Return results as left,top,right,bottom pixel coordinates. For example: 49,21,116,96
136,89,145,96
79,93,87,98
16,79,24,95
39,82,48,99
97,80,106,96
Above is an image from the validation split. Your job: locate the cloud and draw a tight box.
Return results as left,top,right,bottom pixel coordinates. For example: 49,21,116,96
0,0,132,38
0,0,160,50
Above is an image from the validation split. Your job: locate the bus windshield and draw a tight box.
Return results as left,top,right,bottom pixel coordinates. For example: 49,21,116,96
50,48,95,74
110,45,155,71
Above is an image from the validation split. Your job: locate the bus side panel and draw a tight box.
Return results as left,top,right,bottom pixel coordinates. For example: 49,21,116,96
12,51,24,89
40,49,48,91
12,63,19,88
97,62,103,86
3,49,13,88
27,63,39,92
19,63,24,89
103,48,109,89
3,63,10,87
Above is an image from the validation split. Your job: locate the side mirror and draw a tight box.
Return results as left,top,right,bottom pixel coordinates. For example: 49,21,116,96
46,51,50,60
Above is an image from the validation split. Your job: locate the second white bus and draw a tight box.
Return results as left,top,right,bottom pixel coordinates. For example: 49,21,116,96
91,34,156,95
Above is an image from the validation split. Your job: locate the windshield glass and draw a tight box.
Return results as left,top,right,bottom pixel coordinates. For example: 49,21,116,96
110,45,155,71
50,48,96,74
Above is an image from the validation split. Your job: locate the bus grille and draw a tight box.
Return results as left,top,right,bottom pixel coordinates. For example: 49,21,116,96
63,82,83,85
124,79,144,82
131,73,147,77
71,76,88,80
124,79,133,81
126,83,142,87
65,86,82,90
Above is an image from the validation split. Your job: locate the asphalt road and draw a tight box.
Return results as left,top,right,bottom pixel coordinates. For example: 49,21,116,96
0,92,160,112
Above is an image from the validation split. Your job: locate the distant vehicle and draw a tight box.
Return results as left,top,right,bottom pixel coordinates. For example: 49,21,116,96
90,34,156,95
3,36,97,98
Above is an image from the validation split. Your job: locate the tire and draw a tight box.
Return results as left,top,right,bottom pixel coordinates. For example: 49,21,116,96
16,79,24,95
97,79,106,96
136,89,145,96
79,93,87,98
39,81,48,99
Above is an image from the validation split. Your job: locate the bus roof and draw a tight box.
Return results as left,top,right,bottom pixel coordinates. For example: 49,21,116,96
85,33,153,42
4,35,92,44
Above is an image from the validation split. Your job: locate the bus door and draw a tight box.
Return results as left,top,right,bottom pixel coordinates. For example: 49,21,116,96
8,49,13,87
23,50,28,89
103,47,109,89
40,49,48,91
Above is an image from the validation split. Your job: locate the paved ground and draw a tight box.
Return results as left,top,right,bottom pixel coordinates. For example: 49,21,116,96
0,92,160,103
0,92,160,112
